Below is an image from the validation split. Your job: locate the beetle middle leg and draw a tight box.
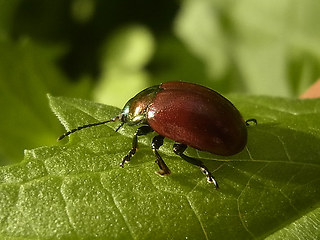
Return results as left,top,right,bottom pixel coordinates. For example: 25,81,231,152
152,135,171,176
121,125,153,167
173,143,219,189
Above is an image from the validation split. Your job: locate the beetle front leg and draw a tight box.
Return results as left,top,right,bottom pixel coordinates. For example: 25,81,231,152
152,135,171,176
173,143,219,189
121,125,153,167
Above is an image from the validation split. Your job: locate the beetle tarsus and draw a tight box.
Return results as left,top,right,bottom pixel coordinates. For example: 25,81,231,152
245,118,257,126
152,135,171,176
173,143,219,189
120,154,132,167
201,167,219,188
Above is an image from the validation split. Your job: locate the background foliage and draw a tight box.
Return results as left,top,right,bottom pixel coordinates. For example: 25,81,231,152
0,0,319,239
1,0,320,164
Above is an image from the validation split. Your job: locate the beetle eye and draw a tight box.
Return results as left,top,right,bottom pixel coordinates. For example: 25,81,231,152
120,113,127,123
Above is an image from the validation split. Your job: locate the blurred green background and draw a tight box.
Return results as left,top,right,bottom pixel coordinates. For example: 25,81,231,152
1,0,320,165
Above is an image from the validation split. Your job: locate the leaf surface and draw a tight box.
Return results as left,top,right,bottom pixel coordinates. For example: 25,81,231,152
0,95,319,239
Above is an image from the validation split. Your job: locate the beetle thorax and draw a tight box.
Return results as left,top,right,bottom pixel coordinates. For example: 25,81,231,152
120,85,160,126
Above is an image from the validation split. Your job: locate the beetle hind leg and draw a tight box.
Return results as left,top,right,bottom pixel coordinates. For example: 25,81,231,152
121,126,153,167
173,143,219,189
152,135,171,176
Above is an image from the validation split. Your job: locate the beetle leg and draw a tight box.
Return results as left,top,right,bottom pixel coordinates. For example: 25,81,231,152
121,125,153,167
245,118,257,126
173,143,219,189
152,135,171,176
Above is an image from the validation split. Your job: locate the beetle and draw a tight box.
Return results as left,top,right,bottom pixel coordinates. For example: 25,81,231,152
58,81,256,188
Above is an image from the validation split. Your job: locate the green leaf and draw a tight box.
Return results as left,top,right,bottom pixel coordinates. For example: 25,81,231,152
0,95,319,239
266,207,320,239
93,25,155,108
175,0,320,96
0,38,91,165
0,0,21,37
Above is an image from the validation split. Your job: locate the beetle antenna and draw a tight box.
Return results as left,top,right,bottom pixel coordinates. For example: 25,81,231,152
58,121,111,141
58,116,120,141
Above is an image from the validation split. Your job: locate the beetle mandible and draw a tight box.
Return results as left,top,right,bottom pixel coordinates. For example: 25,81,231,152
58,81,256,188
